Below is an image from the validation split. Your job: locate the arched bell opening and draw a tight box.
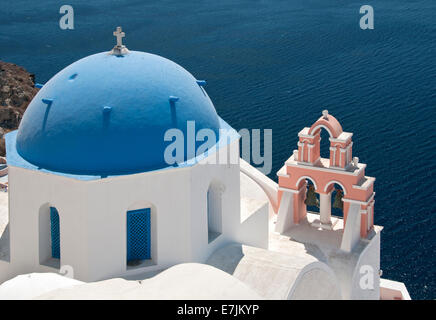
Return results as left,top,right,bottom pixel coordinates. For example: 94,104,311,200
318,128,331,161
302,179,320,214
330,183,345,218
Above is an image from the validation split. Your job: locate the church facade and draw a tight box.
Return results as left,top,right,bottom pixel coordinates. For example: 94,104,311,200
0,28,410,300
3,136,260,281
0,27,267,282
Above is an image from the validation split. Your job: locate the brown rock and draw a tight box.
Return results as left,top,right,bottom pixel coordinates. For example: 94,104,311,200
0,61,39,156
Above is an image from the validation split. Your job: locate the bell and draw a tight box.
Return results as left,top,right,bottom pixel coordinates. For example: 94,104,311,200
305,185,319,207
333,189,344,210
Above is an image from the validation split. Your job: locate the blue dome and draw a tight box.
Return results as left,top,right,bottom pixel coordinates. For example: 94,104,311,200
16,51,221,175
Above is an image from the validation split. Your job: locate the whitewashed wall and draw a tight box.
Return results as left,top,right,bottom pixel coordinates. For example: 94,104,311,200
1,138,269,284
5,166,88,281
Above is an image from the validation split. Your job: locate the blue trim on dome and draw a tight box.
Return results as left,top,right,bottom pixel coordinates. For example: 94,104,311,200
6,118,240,181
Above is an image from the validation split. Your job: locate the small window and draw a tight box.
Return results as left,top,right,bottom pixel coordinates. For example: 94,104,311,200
126,208,151,267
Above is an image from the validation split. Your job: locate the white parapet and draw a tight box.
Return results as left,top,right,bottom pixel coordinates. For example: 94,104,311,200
275,191,294,234
380,278,411,300
240,159,278,211
340,202,361,252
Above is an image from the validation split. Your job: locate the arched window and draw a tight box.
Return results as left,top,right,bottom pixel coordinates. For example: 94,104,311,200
39,204,60,268
50,207,60,259
207,182,223,243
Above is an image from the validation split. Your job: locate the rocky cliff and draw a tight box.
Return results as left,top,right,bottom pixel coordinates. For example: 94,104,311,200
0,61,39,155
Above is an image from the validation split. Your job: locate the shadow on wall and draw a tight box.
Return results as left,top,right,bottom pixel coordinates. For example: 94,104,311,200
0,223,9,262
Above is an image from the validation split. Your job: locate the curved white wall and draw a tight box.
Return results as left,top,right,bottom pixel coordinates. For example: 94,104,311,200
288,262,341,300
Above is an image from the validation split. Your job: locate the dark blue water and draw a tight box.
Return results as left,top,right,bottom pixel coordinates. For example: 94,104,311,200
1,0,435,299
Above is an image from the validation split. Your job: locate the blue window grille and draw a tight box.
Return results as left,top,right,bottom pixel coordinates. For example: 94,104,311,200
127,208,151,262
50,207,60,259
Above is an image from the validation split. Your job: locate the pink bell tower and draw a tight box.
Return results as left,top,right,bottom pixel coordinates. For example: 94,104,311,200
276,111,376,252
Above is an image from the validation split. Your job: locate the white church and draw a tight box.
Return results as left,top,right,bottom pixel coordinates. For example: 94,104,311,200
0,28,410,300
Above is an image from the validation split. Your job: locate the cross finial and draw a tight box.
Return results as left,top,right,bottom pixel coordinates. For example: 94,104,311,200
110,26,129,56
113,27,125,47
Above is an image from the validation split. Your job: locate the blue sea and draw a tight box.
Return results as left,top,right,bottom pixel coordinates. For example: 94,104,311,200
1,0,435,299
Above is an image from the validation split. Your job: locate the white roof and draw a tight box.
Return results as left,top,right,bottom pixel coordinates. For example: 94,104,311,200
0,273,82,300
207,244,340,299
0,263,262,300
